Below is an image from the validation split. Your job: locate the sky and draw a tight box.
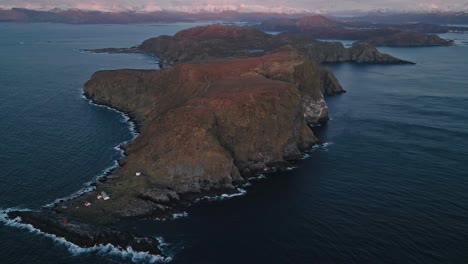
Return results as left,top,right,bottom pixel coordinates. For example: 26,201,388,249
0,0,467,13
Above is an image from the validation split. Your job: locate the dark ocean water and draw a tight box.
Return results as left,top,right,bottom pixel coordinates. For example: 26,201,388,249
1,24,468,263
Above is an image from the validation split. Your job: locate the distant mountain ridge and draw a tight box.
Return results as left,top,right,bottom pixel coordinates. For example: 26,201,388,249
0,8,312,23
1,8,468,24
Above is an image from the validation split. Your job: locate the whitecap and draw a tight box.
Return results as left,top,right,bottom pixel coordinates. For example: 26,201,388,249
171,211,188,219
310,142,333,152
194,187,247,203
156,236,169,247
247,174,267,181
321,142,334,151
241,182,252,187
195,188,247,203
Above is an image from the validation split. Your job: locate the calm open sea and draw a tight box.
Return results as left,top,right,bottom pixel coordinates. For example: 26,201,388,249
1,23,467,263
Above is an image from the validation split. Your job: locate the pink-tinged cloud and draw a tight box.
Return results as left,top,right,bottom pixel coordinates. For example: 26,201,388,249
0,0,466,13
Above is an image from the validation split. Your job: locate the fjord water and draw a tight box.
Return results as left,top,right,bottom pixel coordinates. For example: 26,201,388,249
1,23,467,264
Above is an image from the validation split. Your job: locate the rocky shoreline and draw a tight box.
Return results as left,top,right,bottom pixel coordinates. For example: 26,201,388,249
7,210,162,256
6,24,419,258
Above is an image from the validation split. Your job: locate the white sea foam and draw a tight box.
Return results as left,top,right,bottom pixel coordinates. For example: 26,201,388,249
0,208,170,263
242,182,252,187
156,236,169,247
152,211,189,222
44,94,140,208
171,211,188,219
310,142,333,152
194,187,247,203
321,142,334,151
286,166,298,171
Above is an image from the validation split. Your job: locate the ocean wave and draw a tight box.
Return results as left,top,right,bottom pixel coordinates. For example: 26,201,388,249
156,236,169,247
172,211,189,219
286,166,299,171
43,94,140,208
311,142,333,152
153,211,189,221
247,174,267,181
194,187,247,203
0,208,170,263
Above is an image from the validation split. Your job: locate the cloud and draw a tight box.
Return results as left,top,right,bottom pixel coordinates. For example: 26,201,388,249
0,0,163,12
0,0,466,13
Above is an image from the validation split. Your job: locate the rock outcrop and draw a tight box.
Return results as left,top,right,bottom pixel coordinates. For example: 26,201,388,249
359,32,454,47
51,49,341,225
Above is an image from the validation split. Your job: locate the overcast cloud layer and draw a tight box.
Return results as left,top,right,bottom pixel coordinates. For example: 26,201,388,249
1,0,467,13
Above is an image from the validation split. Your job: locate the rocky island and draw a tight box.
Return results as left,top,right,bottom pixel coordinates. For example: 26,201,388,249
358,31,454,47
92,24,413,66
6,24,416,256
257,15,455,47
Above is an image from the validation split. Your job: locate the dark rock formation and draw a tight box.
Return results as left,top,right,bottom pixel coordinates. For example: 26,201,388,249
359,32,454,47
91,24,413,66
257,15,455,46
6,210,162,255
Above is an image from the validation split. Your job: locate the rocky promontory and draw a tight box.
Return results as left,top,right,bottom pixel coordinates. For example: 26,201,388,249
91,24,413,66
56,48,342,225
8,24,416,256
359,31,454,47
7,46,345,254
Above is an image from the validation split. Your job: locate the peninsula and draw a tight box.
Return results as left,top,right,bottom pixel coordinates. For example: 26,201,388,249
6,24,416,256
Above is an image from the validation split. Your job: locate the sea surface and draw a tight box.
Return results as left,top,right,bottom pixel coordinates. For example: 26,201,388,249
1,23,468,263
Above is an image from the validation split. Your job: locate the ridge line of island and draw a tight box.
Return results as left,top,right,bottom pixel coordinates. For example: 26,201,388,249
4,22,455,259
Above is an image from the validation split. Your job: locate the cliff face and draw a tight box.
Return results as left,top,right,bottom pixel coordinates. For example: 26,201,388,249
52,50,335,224
93,24,412,66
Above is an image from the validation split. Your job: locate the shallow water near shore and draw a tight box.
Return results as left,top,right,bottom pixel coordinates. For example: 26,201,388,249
1,24,468,263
